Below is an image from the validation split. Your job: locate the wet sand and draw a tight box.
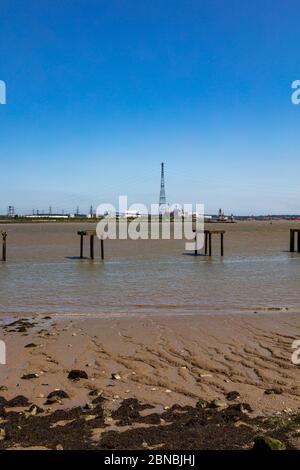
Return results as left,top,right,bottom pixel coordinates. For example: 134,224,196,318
1,312,299,416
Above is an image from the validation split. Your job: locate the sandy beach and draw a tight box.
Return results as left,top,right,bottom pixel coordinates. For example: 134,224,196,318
0,312,299,449
1,311,300,413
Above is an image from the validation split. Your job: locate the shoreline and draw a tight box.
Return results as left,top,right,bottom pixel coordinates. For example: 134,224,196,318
1,306,300,321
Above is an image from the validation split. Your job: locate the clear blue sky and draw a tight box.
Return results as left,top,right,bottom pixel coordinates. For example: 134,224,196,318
1,0,300,215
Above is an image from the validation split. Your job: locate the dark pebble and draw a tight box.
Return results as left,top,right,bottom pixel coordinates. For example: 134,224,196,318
7,395,30,407
29,404,44,414
47,390,69,400
226,391,240,401
21,373,39,380
67,370,88,381
264,388,283,395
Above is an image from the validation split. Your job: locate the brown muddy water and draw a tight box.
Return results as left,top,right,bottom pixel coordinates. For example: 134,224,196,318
0,221,300,317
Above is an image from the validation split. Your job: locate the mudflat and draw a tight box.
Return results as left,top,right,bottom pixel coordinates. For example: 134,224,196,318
0,312,299,449
1,312,299,413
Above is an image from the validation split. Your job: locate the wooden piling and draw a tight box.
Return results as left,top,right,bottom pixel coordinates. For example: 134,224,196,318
288,229,300,253
201,230,225,257
290,229,295,253
90,235,94,260
77,230,104,261
80,234,83,259
208,232,212,256
101,238,104,260
1,232,7,262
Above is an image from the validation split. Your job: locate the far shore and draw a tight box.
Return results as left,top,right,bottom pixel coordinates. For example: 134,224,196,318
1,216,300,224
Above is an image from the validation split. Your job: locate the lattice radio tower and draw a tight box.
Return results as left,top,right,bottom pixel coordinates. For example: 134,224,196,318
7,205,15,217
159,162,167,214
